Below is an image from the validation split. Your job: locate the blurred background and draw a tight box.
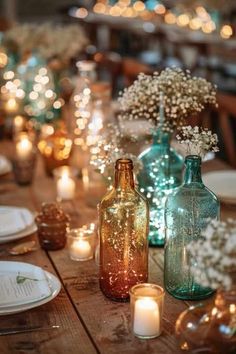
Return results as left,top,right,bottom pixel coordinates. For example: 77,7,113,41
0,0,236,166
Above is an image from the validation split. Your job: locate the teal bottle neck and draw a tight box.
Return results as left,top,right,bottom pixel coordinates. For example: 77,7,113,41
184,155,203,185
152,129,171,146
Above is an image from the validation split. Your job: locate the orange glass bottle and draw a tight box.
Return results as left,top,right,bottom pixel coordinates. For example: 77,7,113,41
98,159,149,301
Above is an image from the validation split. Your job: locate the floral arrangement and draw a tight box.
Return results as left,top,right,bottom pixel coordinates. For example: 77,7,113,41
176,125,219,158
90,125,142,182
3,23,88,62
118,68,217,137
188,219,236,290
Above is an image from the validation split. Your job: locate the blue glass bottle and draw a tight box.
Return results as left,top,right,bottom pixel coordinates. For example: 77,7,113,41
164,155,220,300
138,128,183,247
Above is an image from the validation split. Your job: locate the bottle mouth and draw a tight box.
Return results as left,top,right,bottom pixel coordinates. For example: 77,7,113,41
115,158,133,170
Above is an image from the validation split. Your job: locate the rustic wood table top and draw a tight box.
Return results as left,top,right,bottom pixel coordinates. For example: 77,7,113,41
0,140,235,354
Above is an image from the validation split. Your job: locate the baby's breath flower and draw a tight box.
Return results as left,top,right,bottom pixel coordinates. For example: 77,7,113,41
118,68,217,135
176,125,219,158
188,219,236,290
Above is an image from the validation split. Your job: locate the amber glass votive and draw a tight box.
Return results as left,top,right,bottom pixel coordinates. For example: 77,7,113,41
67,225,95,261
129,283,165,339
12,153,36,185
35,203,70,251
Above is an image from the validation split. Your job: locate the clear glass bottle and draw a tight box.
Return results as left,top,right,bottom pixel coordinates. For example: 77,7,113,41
138,128,183,247
69,60,96,148
99,159,149,301
176,287,236,353
164,155,220,300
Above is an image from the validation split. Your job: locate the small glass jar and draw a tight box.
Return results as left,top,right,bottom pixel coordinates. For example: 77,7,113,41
129,283,165,339
67,225,95,261
35,203,70,250
12,132,36,185
53,166,78,201
12,153,36,185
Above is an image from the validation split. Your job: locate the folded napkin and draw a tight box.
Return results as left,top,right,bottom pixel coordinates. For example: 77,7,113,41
0,267,52,308
0,208,33,237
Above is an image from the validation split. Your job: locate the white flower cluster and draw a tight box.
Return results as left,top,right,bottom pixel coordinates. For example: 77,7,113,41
188,219,236,290
4,23,88,62
90,125,142,182
176,125,219,158
118,68,217,134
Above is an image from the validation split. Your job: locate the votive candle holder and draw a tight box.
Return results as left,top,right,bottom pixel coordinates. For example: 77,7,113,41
67,225,95,261
129,283,165,339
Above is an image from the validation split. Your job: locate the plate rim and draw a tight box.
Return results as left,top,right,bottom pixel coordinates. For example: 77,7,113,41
0,261,61,315
203,170,236,201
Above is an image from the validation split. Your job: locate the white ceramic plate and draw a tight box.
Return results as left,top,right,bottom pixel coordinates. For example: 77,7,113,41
0,206,34,237
0,222,37,244
0,155,12,175
203,171,236,204
0,261,61,315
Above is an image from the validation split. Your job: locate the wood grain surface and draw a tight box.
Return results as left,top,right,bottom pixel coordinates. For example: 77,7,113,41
0,140,235,354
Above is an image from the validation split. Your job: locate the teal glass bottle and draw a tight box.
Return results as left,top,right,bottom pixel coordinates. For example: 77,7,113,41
138,128,183,247
164,155,220,300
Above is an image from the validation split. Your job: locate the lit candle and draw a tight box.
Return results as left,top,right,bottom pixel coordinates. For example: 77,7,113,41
13,115,25,134
57,173,76,200
16,136,33,160
70,238,92,260
130,283,164,339
5,97,18,113
133,298,160,337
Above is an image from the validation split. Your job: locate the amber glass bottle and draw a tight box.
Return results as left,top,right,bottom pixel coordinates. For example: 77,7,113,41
99,159,149,301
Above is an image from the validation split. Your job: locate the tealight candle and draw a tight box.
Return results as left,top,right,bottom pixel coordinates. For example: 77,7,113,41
57,173,76,200
70,239,92,260
13,115,25,135
130,283,165,339
67,226,95,261
16,134,33,160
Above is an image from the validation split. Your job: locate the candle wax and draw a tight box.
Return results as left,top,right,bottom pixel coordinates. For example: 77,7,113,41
70,239,92,260
133,298,160,337
57,174,75,200
16,138,33,159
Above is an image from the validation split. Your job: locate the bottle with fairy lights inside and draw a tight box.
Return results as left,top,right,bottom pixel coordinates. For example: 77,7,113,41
138,93,183,247
98,159,149,301
70,60,96,147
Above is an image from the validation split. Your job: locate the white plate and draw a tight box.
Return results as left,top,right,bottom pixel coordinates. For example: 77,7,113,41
0,206,34,237
203,171,236,204
0,261,61,315
0,155,12,175
0,222,37,244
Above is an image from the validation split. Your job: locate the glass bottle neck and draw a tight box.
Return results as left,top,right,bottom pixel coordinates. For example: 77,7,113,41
184,155,203,184
152,129,171,146
114,170,135,190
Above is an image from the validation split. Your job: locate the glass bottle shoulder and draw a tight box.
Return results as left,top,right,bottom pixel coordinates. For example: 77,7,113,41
99,187,147,209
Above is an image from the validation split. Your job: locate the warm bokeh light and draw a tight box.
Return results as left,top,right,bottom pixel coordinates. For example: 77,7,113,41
154,4,166,15
220,24,233,39
133,1,145,12
177,14,190,27
189,17,202,30
0,52,8,68
165,12,176,25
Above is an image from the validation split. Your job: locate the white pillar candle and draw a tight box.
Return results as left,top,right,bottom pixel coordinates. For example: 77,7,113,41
70,239,92,260
133,298,160,337
57,173,75,200
16,137,33,159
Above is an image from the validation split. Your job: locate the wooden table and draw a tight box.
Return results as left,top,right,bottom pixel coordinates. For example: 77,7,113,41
0,140,235,354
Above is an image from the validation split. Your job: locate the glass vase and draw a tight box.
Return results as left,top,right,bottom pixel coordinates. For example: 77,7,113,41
175,287,236,353
164,155,220,300
98,159,149,302
138,128,183,247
